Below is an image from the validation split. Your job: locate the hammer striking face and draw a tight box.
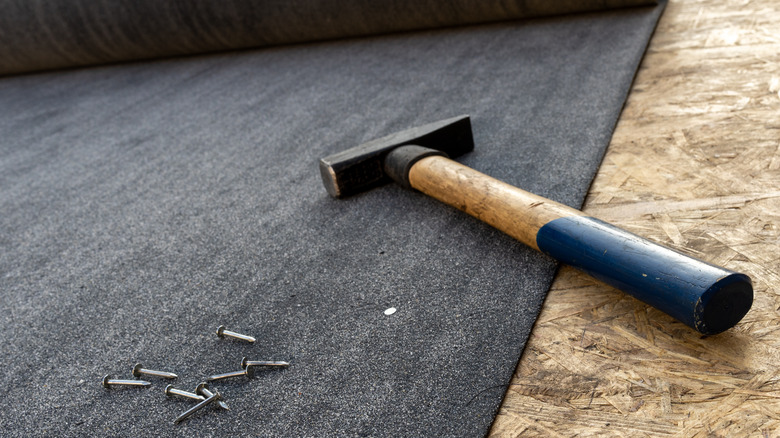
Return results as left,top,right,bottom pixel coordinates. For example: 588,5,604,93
319,116,753,335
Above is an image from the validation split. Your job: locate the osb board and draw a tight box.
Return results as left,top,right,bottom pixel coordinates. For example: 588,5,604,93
490,0,780,436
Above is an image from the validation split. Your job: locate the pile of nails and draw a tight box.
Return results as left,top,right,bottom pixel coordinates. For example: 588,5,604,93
101,325,289,424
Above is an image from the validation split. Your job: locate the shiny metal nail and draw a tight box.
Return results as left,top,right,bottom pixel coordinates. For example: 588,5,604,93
174,390,222,424
165,384,205,401
102,374,152,389
206,366,255,382
216,325,256,343
241,356,290,369
196,382,230,411
132,363,178,380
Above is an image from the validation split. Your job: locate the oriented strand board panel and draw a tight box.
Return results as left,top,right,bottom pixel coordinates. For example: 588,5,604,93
490,0,780,436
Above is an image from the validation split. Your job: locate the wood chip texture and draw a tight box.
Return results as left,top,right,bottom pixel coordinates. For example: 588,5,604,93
490,0,780,436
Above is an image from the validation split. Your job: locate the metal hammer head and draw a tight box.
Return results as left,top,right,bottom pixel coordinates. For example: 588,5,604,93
319,115,473,198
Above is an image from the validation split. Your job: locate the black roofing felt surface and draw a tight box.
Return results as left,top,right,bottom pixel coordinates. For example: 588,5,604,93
0,4,664,437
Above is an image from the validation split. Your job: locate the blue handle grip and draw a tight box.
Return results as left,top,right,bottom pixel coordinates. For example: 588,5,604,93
536,216,752,335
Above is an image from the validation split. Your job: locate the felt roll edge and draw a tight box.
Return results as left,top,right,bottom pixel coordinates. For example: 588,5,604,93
536,216,753,335
0,0,661,76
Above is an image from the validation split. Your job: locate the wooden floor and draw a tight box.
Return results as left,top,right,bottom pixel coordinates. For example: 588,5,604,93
490,0,780,436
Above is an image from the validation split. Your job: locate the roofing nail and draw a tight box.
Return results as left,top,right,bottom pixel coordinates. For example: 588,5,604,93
174,390,222,424
196,382,230,411
165,384,205,401
102,374,151,389
206,366,255,382
132,363,178,380
241,356,290,369
216,325,256,343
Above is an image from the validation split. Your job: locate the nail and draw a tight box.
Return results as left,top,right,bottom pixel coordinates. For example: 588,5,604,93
241,356,290,369
102,374,152,389
174,390,222,424
206,366,255,382
165,384,205,401
196,382,230,411
132,363,178,380
216,325,255,343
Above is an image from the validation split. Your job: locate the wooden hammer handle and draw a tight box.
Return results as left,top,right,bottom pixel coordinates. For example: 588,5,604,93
408,155,583,251
408,155,752,335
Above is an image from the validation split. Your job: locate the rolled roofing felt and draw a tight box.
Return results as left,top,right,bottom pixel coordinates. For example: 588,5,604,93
0,0,655,76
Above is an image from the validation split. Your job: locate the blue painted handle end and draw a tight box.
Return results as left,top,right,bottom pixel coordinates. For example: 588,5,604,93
537,216,753,335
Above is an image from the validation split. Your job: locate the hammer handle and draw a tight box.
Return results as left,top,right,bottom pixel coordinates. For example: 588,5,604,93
409,155,583,250
408,155,752,335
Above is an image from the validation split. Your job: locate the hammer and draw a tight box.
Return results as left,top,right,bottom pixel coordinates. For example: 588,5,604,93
319,115,752,335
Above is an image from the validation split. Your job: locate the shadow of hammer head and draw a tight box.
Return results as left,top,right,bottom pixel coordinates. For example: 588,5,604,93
319,115,474,198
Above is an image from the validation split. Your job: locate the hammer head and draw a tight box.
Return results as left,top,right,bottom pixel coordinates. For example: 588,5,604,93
319,115,473,198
